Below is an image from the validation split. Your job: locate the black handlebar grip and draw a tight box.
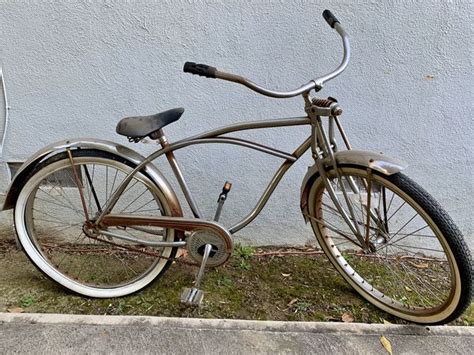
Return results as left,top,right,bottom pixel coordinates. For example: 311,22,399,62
183,62,217,78
322,10,340,28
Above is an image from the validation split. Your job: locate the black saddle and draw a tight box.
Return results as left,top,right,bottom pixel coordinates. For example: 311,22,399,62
116,108,184,141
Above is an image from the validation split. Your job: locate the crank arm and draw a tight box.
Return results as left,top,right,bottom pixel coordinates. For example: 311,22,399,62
180,243,213,306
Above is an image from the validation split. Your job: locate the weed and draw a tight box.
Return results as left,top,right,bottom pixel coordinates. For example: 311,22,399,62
341,252,354,263
20,295,36,308
216,276,233,287
233,243,255,260
233,243,254,270
294,300,312,313
239,259,251,270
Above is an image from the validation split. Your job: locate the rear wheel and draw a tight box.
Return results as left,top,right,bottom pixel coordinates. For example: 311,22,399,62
14,149,179,297
308,166,472,324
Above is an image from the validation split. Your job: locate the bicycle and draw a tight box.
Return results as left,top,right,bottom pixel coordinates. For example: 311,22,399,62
3,10,472,324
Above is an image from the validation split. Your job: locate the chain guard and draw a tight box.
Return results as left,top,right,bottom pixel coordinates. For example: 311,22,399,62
186,230,233,267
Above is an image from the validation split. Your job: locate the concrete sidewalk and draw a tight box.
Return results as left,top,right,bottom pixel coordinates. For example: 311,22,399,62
1,313,473,354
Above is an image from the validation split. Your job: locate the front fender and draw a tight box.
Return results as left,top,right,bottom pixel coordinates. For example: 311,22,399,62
300,150,407,220
2,138,183,217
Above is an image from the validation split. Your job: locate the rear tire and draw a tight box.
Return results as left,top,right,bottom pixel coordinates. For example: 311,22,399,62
14,149,180,298
307,166,472,324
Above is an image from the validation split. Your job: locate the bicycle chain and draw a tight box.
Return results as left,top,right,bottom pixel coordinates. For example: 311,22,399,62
85,233,200,266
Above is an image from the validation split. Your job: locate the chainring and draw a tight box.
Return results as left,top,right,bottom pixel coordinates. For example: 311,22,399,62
186,229,233,267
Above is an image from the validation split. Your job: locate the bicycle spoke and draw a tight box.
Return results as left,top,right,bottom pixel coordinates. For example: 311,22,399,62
111,251,139,278
109,169,119,202
32,207,71,222
387,200,406,222
38,184,83,217
31,217,79,227
34,194,77,212
364,169,373,244
105,166,109,203
54,230,86,269
128,198,156,214
388,212,419,243
389,232,436,238
119,187,150,213
386,190,396,215
389,243,445,255
53,174,86,218
383,224,430,248
309,214,363,248
397,257,445,305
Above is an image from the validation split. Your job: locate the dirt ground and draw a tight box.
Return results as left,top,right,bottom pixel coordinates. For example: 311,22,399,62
0,226,472,325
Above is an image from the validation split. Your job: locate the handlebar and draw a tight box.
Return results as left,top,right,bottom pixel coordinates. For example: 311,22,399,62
322,9,340,28
183,62,217,79
184,9,350,98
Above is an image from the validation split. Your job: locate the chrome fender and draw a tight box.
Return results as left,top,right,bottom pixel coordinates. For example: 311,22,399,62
2,138,183,218
300,150,407,220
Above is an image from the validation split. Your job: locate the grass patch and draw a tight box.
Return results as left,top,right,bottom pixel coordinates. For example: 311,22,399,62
0,238,471,325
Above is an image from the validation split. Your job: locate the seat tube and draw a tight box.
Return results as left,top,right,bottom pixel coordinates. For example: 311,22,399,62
158,129,203,218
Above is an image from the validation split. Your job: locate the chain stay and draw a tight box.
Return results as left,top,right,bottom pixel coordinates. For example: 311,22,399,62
84,231,199,266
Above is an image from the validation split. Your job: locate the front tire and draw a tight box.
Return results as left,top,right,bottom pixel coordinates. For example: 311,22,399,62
307,166,472,324
14,149,180,298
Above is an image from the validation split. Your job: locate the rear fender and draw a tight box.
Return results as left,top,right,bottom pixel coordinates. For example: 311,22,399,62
2,138,183,218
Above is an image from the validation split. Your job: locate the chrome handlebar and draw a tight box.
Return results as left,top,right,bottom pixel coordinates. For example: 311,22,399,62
184,10,350,98
313,22,350,88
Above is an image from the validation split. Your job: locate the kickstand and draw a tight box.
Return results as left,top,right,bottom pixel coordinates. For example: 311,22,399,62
180,243,212,306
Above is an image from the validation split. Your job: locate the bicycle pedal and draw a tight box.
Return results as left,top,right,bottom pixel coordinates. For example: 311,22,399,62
180,287,204,306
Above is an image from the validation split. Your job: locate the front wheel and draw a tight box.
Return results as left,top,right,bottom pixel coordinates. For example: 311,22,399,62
14,149,180,298
307,165,472,324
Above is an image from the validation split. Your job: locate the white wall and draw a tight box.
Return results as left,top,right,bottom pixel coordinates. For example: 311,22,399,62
0,1,472,247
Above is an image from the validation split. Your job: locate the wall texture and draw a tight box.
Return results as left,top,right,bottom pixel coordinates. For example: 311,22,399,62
0,1,472,248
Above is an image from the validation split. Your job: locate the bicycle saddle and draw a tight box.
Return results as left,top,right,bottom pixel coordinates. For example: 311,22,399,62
116,107,184,140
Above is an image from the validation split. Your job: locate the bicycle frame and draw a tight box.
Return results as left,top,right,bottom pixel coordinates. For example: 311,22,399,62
95,116,313,235
90,90,407,252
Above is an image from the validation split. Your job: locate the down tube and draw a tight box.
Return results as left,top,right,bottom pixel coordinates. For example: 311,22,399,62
229,137,311,234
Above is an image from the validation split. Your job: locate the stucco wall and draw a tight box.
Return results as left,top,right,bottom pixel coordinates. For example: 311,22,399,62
0,1,472,247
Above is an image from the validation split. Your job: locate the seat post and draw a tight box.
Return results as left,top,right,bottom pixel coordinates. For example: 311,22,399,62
156,129,203,218
154,128,168,148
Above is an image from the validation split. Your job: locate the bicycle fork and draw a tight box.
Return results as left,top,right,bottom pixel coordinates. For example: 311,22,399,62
306,96,388,251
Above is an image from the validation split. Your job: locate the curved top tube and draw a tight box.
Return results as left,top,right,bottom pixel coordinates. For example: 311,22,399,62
96,116,312,232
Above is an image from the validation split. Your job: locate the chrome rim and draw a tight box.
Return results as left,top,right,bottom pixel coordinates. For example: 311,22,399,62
309,167,460,322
